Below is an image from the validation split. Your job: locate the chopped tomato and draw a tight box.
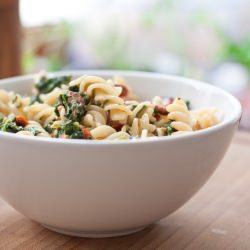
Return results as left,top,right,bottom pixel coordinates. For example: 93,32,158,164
107,112,123,131
15,116,28,127
115,84,128,98
154,105,169,115
111,121,123,131
154,113,161,121
82,128,91,139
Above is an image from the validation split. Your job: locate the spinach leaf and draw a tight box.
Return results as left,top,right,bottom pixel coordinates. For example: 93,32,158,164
164,122,177,135
30,94,43,105
0,116,24,133
185,100,191,110
68,85,79,92
56,120,91,139
55,91,90,122
36,75,72,94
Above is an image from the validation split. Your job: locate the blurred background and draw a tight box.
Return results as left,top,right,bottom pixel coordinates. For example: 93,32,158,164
0,0,249,130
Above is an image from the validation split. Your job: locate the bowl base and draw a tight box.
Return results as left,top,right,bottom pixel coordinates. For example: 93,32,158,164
42,224,147,238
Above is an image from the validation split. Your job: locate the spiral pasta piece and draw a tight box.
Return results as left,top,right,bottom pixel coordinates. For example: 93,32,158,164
16,130,34,136
156,127,166,137
130,113,156,138
113,76,139,100
90,125,116,140
0,90,30,117
40,87,64,106
191,107,218,130
17,121,49,137
82,105,107,128
127,101,156,134
131,102,154,120
106,131,130,140
69,75,106,93
87,83,122,99
0,90,14,116
105,104,132,122
24,103,56,126
10,94,31,116
166,98,193,134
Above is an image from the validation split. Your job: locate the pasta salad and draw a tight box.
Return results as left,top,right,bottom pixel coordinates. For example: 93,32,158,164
0,73,218,140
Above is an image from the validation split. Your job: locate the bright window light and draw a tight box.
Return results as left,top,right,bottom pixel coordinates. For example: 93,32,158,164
20,0,86,27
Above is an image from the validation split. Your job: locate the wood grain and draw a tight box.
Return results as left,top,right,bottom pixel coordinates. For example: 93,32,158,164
0,131,249,250
0,0,21,79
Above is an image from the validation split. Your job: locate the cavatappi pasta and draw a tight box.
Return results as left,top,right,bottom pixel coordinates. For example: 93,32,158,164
0,73,219,140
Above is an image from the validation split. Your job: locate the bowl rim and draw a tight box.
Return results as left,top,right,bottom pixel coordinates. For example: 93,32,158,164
0,70,242,145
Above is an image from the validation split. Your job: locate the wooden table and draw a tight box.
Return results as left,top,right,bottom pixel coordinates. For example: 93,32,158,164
0,131,249,250
0,0,21,79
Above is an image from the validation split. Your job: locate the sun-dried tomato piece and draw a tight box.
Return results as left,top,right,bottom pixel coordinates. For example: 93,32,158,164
154,113,161,121
82,128,91,139
15,116,28,127
111,121,123,131
154,105,169,115
107,112,123,131
115,84,128,98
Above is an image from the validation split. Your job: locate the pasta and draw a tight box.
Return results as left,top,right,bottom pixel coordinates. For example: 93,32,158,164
17,121,50,137
166,98,193,135
40,87,64,106
24,103,56,126
90,125,116,139
0,72,219,140
0,89,13,116
191,107,218,130
0,90,30,117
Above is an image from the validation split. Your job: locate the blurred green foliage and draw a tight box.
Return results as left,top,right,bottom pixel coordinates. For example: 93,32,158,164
222,37,250,71
94,27,133,70
21,0,250,80
21,52,35,72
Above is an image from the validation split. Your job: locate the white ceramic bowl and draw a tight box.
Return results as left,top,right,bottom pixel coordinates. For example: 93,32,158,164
0,71,241,238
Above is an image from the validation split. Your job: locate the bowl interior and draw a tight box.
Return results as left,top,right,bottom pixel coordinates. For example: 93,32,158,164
0,70,241,126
